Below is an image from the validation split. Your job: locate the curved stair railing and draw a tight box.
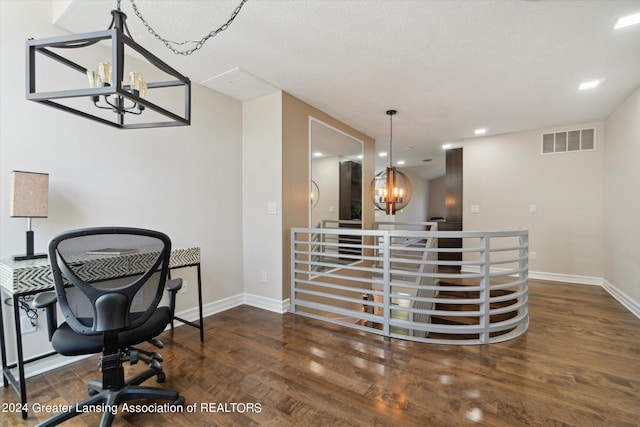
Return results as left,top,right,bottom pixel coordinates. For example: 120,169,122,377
291,223,529,345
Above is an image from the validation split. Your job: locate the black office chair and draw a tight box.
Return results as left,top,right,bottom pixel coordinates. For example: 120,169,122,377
34,227,184,427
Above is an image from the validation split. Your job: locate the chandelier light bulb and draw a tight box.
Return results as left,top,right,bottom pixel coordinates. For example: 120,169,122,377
129,71,145,94
139,82,148,99
98,62,112,85
86,69,100,89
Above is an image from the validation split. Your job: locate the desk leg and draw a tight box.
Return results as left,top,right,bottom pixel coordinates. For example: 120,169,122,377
167,271,175,330
197,264,204,343
168,264,204,342
0,293,8,387
12,297,29,419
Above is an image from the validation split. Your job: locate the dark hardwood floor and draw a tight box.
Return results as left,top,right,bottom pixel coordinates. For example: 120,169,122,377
2,279,639,426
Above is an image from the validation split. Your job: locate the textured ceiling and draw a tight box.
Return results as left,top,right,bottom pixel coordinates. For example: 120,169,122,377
54,0,640,178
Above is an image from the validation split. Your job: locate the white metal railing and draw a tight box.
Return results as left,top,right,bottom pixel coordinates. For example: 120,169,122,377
309,220,363,272
291,225,529,345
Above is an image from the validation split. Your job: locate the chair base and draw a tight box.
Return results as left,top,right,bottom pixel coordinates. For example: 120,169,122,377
36,365,183,427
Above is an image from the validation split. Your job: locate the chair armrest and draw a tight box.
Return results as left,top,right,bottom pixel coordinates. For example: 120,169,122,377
33,291,58,341
165,278,182,328
165,278,183,293
34,291,57,309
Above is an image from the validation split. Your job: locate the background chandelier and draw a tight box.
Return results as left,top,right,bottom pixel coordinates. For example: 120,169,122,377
370,110,412,215
26,0,193,129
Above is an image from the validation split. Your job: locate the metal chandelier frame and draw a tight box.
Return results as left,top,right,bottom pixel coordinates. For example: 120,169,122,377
370,109,412,215
26,9,191,130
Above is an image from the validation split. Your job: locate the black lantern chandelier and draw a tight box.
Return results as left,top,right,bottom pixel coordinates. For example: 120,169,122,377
370,110,412,215
26,0,247,129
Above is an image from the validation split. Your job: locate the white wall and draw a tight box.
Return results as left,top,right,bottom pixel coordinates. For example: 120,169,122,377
463,122,605,278
242,92,283,305
400,168,429,222
1,0,244,360
604,85,640,309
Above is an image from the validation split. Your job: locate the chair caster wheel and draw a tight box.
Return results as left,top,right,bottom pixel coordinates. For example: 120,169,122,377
156,372,166,383
172,396,185,407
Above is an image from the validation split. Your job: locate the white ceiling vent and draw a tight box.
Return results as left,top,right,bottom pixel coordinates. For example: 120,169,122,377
542,128,595,154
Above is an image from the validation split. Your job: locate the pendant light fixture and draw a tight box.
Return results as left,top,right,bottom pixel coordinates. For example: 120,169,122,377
370,110,412,215
25,0,246,129
26,1,190,129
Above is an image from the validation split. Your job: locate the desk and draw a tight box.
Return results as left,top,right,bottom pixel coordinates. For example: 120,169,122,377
0,247,202,419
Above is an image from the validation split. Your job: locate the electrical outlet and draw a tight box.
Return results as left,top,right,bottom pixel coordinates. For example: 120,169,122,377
530,251,537,261
261,271,268,283
178,280,188,294
20,313,37,334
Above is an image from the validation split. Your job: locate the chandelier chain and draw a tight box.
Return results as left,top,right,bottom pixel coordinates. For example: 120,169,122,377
389,113,393,167
128,0,249,56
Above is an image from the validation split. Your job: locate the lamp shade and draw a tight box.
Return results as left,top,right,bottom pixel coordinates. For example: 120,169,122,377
10,171,49,218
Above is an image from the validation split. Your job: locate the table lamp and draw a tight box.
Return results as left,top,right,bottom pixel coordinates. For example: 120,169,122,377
10,171,49,261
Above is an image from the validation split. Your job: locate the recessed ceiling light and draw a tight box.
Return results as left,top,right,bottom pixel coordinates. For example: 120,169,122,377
474,128,487,135
442,144,452,150
578,80,600,90
397,160,405,165
378,151,388,157
357,154,363,159
614,12,640,29
313,151,323,157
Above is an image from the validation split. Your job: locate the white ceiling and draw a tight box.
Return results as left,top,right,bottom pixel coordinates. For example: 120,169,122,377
55,0,640,178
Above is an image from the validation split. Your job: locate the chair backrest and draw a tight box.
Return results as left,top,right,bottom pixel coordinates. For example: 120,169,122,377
48,227,171,335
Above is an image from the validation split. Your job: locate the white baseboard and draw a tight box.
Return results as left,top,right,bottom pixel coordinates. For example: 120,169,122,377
243,293,290,314
172,293,290,322
462,266,640,319
171,293,244,326
526,271,639,319
601,279,640,319
462,265,602,286
527,270,603,286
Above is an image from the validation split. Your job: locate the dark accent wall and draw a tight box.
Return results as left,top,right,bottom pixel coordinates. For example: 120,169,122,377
339,160,362,220
439,148,463,267
445,148,463,223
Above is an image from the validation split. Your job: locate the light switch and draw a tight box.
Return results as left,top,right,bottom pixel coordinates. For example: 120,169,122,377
267,202,277,215
471,204,480,213
529,204,537,213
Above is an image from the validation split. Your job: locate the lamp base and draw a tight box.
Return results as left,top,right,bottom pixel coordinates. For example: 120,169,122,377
13,253,48,262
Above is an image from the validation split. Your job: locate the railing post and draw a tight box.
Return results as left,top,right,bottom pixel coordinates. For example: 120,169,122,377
479,236,491,343
382,231,391,336
290,229,297,313
519,233,529,316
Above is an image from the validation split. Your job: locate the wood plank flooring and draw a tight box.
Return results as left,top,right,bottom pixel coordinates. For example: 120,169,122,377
1,279,639,426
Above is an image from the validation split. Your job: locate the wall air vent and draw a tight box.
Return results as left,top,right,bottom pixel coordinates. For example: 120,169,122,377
542,128,595,154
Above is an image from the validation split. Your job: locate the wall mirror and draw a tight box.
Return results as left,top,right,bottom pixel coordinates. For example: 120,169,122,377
309,118,363,230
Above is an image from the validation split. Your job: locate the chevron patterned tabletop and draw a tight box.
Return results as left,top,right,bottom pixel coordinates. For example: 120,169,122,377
0,247,200,296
